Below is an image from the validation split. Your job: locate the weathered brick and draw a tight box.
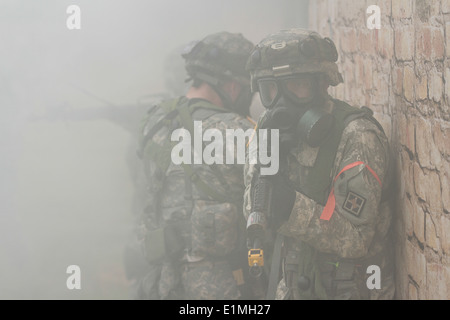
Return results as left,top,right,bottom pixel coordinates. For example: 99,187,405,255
416,25,432,60
398,114,415,154
416,0,440,23
413,201,425,244
428,171,442,213
406,241,427,290
443,175,450,213
408,282,419,299
416,74,428,100
430,72,443,103
401,150,415,197
340,27,358,53
441,162,450,213
402,197,414,237
363,57,373,90
445,266,450,299
342,62,355,102
432,28,444,59
431,138,443,171
413,162,428,201
413,161,443,212
397,114,407,148
377,27,394,59
354,54,364,86
415,118,442,170
377,0,392,18
443,0,450,13
429,71,443,102
415,117,432,168
425,213,440,251
427,263,448,299
439,266,450,300
429,1,442,19
417,26,444,60
432,123,450,157
359,30,375,56
354,88,365,107
395,26,415,61
310,0,450,301
444,67,450,101
446,23,450,58
441,215,450,254
393,66,403,95
337,0,363,21
403,65,415,102
372,70,389,105
392,0,413,19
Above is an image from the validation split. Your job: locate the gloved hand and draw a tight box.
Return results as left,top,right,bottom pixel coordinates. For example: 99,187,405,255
269,172,296,229
259,105,300,154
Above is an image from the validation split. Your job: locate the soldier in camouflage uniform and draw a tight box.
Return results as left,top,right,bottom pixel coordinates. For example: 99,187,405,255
243,29,395,300
135,31,255,299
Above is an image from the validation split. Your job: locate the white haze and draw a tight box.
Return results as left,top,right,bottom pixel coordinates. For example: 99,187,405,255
0,0,307,299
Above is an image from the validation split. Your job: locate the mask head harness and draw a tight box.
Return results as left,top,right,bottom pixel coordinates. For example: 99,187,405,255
246,29,343,148
182,31,254,116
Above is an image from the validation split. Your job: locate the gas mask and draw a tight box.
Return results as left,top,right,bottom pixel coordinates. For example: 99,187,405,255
257,74,334,151
229,84,253,117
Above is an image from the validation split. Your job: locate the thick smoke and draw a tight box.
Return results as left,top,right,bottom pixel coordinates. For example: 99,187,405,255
0,0,307,299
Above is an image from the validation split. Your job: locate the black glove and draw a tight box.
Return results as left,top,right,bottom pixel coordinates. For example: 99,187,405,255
259,106,299,154
269,173,296,229
250,165,296,231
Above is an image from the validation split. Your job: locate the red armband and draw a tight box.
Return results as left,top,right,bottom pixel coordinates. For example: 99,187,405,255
320,161,381,221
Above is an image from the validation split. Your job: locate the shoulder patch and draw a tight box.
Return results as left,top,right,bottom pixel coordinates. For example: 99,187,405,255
342,191,366,216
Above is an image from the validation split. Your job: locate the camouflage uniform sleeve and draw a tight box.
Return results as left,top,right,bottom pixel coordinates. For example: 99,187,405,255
278,118,390,259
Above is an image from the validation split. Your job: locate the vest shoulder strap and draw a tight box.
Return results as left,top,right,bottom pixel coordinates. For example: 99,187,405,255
302,100,378,205
176,99,236,203
138,96,184,158
139,96,236,203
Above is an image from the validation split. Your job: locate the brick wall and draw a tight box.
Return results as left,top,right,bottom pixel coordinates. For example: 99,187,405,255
309,0,450,299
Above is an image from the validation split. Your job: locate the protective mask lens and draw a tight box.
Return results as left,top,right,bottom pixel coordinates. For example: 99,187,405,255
281,75,314,105
257,78,279,108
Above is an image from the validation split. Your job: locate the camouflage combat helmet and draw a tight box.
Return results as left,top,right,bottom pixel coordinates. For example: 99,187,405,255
182,31,254,87
246,28,343,92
